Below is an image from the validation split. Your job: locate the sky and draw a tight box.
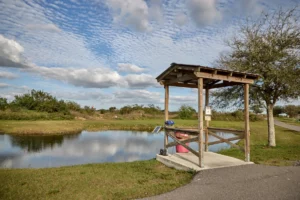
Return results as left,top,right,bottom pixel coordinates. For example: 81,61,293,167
0,0,299,111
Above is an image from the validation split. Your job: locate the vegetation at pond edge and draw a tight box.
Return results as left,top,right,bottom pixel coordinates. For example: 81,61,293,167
0,159,194,200
0,89,265,121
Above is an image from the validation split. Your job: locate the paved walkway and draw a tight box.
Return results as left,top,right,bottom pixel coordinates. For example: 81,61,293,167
142,165,300,200
274,119,300,132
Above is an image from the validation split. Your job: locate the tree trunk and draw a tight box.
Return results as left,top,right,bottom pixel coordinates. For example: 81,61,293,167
266,103,276,147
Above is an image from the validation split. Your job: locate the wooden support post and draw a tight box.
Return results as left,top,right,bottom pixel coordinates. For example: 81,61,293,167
198,78,204,167
164,85,169,154
205,88,209,152
244,84,250,162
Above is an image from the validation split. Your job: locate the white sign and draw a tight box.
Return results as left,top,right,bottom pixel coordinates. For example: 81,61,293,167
205,106,212,115
205,115,211,121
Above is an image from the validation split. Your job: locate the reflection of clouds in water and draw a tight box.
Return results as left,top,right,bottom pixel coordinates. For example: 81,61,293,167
0,131,238,168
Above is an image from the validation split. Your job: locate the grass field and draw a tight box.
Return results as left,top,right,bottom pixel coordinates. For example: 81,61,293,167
276,117,300,126
0,160,194,200
0,119,299,199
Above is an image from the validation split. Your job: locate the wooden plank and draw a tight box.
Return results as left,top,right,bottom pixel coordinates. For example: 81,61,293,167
167,83,198,88
208,82,242,89
164,85,169,153
205,88,209,152
164,127,199,135
208,131,244,152
198,78,204,167
208,136,242,145
165,74,196,85
194,72,254,84
208,127,244,134
167,132,200,157
156,64,177,81
244,83,250,162
166,136,199,148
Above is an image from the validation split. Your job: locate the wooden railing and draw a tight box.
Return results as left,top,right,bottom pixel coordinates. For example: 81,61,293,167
164,126,245,158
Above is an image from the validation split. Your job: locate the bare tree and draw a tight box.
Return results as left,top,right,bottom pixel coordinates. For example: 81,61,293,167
213,7,300,147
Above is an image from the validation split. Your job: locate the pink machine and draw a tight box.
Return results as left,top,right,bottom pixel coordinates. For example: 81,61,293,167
175,132,189,153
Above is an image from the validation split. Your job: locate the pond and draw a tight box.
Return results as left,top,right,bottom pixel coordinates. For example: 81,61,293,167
0,131,239,168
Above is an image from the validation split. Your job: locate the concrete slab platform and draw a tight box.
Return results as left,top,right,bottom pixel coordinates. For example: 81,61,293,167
156,152,253,171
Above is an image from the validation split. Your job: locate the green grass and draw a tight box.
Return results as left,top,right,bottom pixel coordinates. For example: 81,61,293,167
0,160,194,200
275,117,300,126
218,121,300,166
0,119,200,135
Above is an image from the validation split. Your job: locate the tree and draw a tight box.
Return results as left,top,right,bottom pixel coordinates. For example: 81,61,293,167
0,97,8,110
178,105,196,119
213,8,300,147
251,104,263,114
284,105,298,118
273,106,284,116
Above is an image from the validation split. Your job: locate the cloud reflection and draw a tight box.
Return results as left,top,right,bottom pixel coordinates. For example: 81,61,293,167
0,131,238,168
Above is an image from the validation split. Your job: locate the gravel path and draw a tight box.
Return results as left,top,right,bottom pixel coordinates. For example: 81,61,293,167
142,165,300,200
274,119,300,132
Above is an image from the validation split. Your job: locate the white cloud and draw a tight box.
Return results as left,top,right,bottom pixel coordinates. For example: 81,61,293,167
174,13,188,26
170,95,197,103
117,63,147,73
0,83,10,88
0,71,18,79
0,35,27,68
53,91,112,101
149,0,164,23
106,0,150,31
125,73,159,88
187,0,221,26
26,65,126,89
113,89,162,104
26,24,61,32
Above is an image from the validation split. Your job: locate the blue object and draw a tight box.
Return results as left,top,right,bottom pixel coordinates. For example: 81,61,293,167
165,120,174,126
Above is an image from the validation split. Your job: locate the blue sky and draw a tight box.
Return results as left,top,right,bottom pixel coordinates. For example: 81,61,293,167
0,0,299,111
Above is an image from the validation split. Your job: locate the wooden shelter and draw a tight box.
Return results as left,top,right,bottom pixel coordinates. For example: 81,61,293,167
156,63,259,168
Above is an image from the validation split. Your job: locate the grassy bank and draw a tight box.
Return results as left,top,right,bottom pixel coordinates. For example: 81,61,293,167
276,117,300,126
0,159,194,200
0,119,199,135
219,121,300,166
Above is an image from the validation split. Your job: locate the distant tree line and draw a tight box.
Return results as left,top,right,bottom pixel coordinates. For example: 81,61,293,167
99,104,162,115
273,105,300,118
0,90,96,120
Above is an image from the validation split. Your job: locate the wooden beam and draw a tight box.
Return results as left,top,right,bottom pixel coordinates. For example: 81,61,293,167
208,82,242,89
205,88,209,152
164,127,200,135
167,132,200,157
165,74,196,85
208,131,244,151
244,83,250,162
167,83,198,88
194,72,254,84
198,78,204,167
208,136,243,145
164,85,169,154
207,127,244,135
166,136,199,148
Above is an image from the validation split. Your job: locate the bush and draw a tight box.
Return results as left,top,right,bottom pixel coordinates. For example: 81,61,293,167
178,105,196,119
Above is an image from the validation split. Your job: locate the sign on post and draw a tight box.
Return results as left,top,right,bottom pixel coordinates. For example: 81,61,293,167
205,106,212,121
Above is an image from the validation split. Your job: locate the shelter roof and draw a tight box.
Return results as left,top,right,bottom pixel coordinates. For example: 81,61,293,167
156,63,259,89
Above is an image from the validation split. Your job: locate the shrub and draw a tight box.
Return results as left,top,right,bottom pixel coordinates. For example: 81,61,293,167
178,105,196,119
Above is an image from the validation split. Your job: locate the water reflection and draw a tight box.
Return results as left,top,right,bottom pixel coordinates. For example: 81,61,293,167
10,134,80,152
0,131,239,169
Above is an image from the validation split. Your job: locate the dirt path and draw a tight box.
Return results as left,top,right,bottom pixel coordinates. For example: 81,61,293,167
274,119,300,132
142,165,300,200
